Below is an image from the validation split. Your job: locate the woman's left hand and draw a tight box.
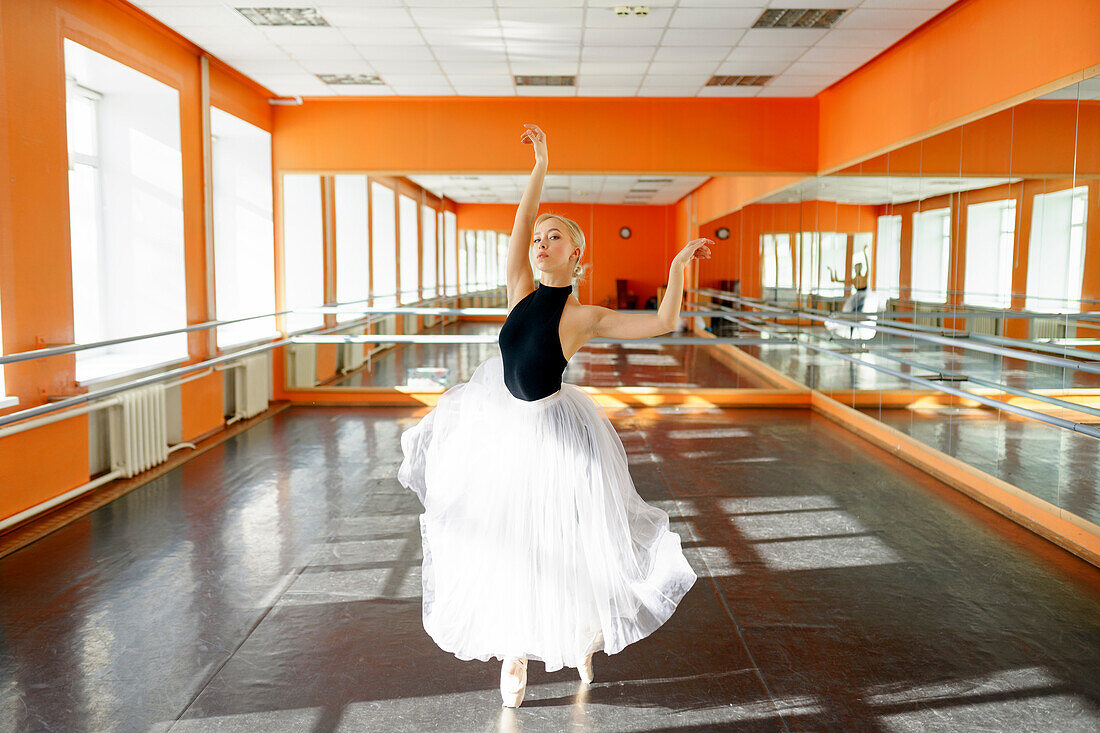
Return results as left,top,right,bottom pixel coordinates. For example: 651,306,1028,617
672,238,713,268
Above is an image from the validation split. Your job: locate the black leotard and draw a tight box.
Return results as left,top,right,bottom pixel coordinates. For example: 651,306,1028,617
498,282,572,401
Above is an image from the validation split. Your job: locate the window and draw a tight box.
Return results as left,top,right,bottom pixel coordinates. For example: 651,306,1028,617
761,234,777,291
64,39,187,383
443,211,457,295
1027,186,1087,313
797,232,819,295
370,182,396,307
875,215,901,298
422,204,437,298
911,208,951,302
281,175,323,333
964,198,1016,308
497,233,508,286
335,175,370,322
210,107,276,347
398,194,419,304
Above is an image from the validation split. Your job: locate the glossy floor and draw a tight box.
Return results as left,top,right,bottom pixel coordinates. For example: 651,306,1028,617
2,406,1098,731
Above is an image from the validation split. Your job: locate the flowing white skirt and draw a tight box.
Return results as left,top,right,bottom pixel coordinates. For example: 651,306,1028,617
397,355,697,672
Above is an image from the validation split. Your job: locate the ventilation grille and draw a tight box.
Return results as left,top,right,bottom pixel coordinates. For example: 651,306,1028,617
706,75,773,87
236,7,329,26
317,73,383,85
637,178,673,183
753,8,847,29
514,75,575,87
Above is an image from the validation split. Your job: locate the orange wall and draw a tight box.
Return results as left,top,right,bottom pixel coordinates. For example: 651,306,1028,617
818,0,1100,172
455,203,679,308
0,0,271,520
272,97,818,175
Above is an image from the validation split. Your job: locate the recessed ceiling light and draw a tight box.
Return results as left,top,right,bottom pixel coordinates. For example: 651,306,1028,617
753,8,847,29
317,73,383,85
236,7,329,26
706,75,772,87
514,75,575,87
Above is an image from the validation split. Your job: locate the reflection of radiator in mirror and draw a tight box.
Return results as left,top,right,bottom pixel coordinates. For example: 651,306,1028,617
228,355,269,422
368,316,396,357
286,343,317,387
110,384,169,478
966,313,1000,336
913,302,942,327
1031,318,1073,341
339,333,366,373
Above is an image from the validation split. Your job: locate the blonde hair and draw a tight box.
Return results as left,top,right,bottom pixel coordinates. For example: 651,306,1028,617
534,213,588,285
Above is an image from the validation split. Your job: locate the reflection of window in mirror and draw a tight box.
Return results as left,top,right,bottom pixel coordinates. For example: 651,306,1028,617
421,204,436,298
875,215,901,298
912,208,951,302
282,174,324,333
760,234,777,294
819,233,846,297
370,182,396,308
798,232,819,296
497,233,508,287
964,198,1016,309
398,194,418,304
1026,186,1087,313
443,211,456,296
334,175,369,323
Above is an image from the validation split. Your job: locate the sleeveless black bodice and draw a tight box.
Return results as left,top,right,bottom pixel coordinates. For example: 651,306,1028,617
498,282,572,401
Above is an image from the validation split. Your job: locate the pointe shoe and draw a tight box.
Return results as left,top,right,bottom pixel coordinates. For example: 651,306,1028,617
579,630,603,684
500,655,528,708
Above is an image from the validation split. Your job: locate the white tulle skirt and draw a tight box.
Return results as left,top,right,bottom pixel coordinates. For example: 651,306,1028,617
397,355,697,673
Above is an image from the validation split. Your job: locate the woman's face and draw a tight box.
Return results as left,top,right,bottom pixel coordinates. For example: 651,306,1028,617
532,219,578,274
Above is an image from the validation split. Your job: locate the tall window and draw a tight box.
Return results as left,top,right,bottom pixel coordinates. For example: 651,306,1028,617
421,204,437,298
911,208,951,302
443,211,457,296
281,175,323,333
64,39,187,383
370,182,396,308
211,108,276,347
964,199,1016,308
875,215,901,298
335,175,369,322
1027,186,1087,313
398,194,419,304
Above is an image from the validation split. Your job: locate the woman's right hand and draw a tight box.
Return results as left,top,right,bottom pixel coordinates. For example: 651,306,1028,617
520,123,548,165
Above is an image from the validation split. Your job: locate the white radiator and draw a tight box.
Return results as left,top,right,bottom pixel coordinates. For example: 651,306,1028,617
114,384,169,478
232,355,269,420
967,314,999,336
287,343,316,387
1032,318,1071,340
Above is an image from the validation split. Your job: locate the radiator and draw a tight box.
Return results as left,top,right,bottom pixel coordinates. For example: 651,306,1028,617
1032,318,1071,340
232,355,269,420
966,315,1000,336
113,384,169,478
287,343,316,387
914,302,942,328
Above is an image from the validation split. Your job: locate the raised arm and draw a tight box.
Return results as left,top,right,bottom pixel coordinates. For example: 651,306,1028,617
588,238,713,340
506,124,547,305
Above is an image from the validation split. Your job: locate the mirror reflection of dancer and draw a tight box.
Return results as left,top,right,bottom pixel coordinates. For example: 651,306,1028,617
398,123,706,709
825,245,885,340
827,244,870,313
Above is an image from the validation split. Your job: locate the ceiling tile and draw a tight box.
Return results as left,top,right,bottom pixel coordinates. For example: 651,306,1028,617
383,74,450,86
772,73,839,86
498,8,584,25
653,46,729,62
723,45,805,62
260,27,348,44
797,45,880,64
315,6,414,26
636,88,699,97
660,28,745,46
578,74,644,86
784,60,858,76
816,29,908,47
448,74,514,86
371,60,443,74
668,7,761,28
509,61,579,75
409,8,499,26
646,61,721,74
644,74,710,86
333,85,397,97
279,44,363,61
579,60,652,75
442,61,513,74
355,44,437,61
343,28,424,45
577,87,638,96
499,22,582,43
581,46,655,61
432,45,509,60
391,86,455,95
738,28,828,47
421,28,503,45
515,86,577,96
506,42,580,60
230,59,306,76
857,0,954,9
583,28,665,45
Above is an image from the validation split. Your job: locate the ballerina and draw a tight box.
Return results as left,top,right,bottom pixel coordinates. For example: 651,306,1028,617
825,246,887,340
397,122,710,708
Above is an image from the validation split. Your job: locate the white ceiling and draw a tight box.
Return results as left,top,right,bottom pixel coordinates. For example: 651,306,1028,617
407,173,707,204
131,1,956,98
758,175,1021,205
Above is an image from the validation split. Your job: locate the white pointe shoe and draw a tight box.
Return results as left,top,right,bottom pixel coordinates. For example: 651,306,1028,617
500,655,528,708
579,630,603,684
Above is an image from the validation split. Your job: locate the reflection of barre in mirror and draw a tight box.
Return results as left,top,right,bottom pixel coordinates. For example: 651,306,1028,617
396,124,706,709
